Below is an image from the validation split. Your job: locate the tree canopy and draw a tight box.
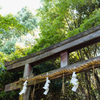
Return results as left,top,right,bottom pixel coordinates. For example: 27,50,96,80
0,0,100,99
0,14,26,34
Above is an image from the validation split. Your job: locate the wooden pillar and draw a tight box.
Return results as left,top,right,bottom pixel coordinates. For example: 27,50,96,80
60,51,69,94
19,64,33,100
60,51,69,68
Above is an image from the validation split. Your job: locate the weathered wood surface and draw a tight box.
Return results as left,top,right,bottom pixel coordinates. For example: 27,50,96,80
5,56,100,92
60,51,69,68
19,64,33,100
5,25,100,71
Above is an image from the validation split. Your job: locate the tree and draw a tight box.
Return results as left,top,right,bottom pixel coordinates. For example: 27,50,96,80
0,13,28,54
29,0,100,53
0,7,38,54
0,14,26,34
0,39,16,54
15,6,37,33
29,0,100,99
1,0,100,99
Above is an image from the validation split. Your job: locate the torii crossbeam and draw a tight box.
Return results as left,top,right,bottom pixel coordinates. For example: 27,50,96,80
4,25,100,100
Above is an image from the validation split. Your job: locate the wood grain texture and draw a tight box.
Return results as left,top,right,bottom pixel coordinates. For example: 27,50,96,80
5,25,100,71
5,56,100,92
22,64,33,100
60,51,69,68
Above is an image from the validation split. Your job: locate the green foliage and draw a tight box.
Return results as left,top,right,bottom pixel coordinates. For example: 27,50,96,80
0,91,19,100
16,6,37,31
27,8,100,55
1,0,100,99
7,49,26,61
29,0,99,53
0,5,38,100
0,14,27,34
0,39,16,54
67,8,100,38
0,67,22,100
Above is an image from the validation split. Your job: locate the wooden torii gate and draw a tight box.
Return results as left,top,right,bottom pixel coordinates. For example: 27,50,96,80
5,25,100,100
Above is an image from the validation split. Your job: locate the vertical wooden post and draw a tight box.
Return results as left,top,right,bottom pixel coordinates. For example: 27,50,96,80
19,64,33,100
60,51,69,94
60,51,69,68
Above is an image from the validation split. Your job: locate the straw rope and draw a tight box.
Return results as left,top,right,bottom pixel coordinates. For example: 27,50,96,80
62,73,65,94
16,59,100,84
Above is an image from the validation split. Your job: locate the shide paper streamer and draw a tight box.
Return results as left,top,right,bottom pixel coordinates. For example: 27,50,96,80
43,73,50,95
70,71,78,92
19,80,27,95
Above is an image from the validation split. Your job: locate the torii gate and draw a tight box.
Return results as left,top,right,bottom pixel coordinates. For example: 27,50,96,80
5,25,100,100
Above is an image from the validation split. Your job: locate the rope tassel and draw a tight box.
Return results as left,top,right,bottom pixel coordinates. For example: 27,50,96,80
62,73,65,94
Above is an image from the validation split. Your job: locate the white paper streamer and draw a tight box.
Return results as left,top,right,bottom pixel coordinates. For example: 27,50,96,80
19,80,27,95
43,73,50,95
72,84,78,92
70,71,78,92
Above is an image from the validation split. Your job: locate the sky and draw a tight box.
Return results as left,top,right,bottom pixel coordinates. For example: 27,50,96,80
0,0,41,15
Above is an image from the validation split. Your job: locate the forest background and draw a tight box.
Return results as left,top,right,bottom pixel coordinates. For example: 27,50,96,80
0,0,100,100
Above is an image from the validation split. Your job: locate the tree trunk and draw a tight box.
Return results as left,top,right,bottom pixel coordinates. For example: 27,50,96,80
94,71,100,95
85,72,97,100
78,75,89,100
84,73,91,100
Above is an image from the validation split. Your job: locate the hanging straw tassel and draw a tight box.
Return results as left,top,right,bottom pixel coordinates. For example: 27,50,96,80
31,80,36,100
93,65,96,83
62,73,65,94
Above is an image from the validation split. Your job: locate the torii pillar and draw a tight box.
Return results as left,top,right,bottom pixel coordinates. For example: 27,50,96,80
19,64,33,100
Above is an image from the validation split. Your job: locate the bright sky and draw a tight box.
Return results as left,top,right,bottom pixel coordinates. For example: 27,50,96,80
0,0,41,15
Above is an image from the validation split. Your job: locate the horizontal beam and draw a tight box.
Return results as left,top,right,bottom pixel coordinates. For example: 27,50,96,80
5,25,100,71
5,56,100,92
